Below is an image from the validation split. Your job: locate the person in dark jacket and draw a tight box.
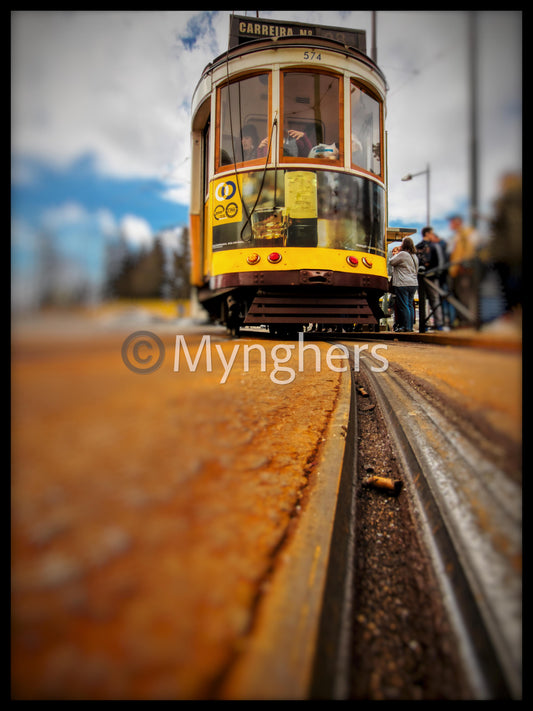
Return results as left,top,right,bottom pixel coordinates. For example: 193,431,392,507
416,226,445,330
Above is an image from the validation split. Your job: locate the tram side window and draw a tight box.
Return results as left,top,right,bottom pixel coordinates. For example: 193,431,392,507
282,72,341,161
218,74,270,167
351,83,382,176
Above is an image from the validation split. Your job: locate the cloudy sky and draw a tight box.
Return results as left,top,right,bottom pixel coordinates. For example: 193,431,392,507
11,11,522,305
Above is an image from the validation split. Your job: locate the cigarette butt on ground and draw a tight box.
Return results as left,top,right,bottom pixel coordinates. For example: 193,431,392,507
362,475,403,494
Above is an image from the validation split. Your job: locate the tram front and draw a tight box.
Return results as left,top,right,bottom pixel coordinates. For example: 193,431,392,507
189,15,389,334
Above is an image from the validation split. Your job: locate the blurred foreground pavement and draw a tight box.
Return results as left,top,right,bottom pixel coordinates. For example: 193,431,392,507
11,307,345,699
11,305,521,699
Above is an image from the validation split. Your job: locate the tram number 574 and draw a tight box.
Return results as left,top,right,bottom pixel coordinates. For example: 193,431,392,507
303,51,322,61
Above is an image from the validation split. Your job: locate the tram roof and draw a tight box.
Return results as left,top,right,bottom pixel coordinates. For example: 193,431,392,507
198,34,387,88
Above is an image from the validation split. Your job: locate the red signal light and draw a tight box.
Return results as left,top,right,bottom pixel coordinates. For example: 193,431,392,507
346,255,359,267
362,257,373,268
267,252,282,264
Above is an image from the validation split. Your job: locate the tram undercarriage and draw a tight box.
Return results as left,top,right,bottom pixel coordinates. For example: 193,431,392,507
198,283,385,336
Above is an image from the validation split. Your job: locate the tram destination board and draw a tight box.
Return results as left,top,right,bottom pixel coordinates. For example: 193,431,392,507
229,14,366,54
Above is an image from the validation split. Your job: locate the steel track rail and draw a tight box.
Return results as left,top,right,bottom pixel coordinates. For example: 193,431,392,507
217,367,356,700
358,352,522,699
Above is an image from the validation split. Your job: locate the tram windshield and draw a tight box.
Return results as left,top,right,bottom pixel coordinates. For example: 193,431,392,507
282,71,341,162
218,73,270,167
211,169,385,256
351,83,382,176
211,66,385,254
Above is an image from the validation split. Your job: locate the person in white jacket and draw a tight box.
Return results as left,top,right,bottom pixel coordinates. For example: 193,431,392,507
389,237,419,331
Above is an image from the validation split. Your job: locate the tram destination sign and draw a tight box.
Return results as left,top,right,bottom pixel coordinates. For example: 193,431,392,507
229,15,366,54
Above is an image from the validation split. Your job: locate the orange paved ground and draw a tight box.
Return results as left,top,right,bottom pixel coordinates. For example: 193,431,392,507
11,316,344,700
11,310,522,699
375,340,522,446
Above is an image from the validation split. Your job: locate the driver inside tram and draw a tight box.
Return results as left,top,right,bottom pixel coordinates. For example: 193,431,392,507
240,123,313,160
237,123,339,162
256,127,312,158
240,124,260,161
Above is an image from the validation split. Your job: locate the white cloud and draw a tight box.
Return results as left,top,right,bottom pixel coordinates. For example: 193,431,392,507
96,208,119,238
41,202,90,230
120,214,153,249
12,12,198,178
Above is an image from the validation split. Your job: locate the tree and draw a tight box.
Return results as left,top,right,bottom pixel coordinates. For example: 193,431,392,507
105,226,190,300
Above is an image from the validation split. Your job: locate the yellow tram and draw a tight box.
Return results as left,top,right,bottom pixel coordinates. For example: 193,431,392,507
189,15,389,335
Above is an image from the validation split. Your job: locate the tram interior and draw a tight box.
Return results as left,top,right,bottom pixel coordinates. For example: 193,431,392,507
219,71,343,164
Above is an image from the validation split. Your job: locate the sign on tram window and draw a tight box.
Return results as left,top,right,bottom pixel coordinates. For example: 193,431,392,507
285,171,317,219
211,175,243,225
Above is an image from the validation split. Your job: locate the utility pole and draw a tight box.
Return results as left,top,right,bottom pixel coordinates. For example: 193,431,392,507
469,11,479,228
401,165,431,226
371,11,377,64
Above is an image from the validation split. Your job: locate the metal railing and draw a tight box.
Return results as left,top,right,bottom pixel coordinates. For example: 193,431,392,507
417,258,483,333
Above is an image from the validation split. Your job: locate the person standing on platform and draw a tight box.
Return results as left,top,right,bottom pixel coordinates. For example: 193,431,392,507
447,215,477,325
389,237,419,332
430,228,451,328
416,227,444,330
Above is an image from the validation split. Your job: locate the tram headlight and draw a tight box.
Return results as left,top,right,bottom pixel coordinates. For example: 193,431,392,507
362,257,373,268
247,253,261,265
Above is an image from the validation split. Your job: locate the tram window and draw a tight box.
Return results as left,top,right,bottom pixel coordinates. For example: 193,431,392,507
218,73,270,167
351,83,382,176
282,72,341,161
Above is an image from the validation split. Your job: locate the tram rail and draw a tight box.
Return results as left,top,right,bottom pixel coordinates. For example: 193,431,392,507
349,350,522,699
217,332,521,699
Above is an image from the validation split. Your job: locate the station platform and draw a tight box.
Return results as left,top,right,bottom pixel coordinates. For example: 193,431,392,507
372,319,522,352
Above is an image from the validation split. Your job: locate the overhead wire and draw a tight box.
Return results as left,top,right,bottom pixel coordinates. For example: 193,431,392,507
223,34,279,242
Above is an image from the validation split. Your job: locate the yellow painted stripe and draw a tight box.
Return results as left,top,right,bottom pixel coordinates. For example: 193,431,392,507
211,247,388,278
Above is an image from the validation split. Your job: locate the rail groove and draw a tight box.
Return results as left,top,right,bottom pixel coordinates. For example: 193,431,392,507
358,352,522,699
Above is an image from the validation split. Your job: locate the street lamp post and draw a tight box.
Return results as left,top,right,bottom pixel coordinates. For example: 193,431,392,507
401,164,431,226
